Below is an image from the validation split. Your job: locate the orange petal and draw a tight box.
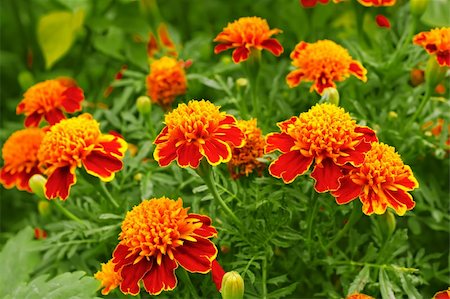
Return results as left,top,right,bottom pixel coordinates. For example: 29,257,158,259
331,175,361,204
173,237,217,273
142,256,178,295
45,165,76,200
310,158,343,192
269,151,313,184
261,38,284,56
232,46,250,63
82,150,123,181
214,43,234,54
265,132,295,154
349,61,367,82
119,257,152,295
158,23,176,50
286,69,305,88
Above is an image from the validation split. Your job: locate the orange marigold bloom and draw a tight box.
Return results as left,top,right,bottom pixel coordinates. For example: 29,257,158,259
146,56,187,108
265,103,377,192
332,142,418,216
95,259,122,295
112,197,218,295
214,16,284,63
433,288,450,299
16,78,84,127
413,28,450,67
286,40,367,95
357,0,395,6
228,119,266,179
346,294,375,299
38,113,127,200
0,128,45,192
154,100,245,168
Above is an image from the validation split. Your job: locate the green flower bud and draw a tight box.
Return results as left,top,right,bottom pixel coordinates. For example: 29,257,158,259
221,271,244,299
321,87,340,106
29,174,47,201
136,96,152,115
236,78,248,87
38,200,51,217
410,0,429,18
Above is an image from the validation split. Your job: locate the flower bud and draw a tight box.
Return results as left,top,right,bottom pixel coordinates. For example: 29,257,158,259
136,96,152,115
38,200,51,217
388,111,398,119
380,210,396,239
221,271,244,299
236,78,248,87
425,56,446,91
410,0,429,18
29,174,47,201
321,87,340,106
134,173,143,181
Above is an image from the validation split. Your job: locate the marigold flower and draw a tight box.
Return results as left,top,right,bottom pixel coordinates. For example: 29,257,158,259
413,28,450,67
146,56,187,108
228,119,266,179
154,100,245,168
38,113,127,200
357,0,395,6
214,16,284,63
0,128,45,192
265,103,377,192
286,40,367,95
95,259,122,295
376,15,391,28
112,197,218,295
16,78,84,127
332,142,418,216
433,288,450,299
346,294,375,299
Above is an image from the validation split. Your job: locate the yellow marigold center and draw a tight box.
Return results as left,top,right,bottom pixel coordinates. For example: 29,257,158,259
2,128,44,172
21,80,67,112
151,56,179,70
219,17,276,44
119,197,202,264
164,100,226,143
286,103,360,161
38,114,100,168
350,142,412,187
94,260,121,295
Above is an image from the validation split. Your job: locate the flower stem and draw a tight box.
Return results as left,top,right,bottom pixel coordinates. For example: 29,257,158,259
325,201,362,250
404,86,431,132
54,200,84,225
99,182,120,208
261,254,268,299
243,49,261,119
179,268,200,299
306,190,319,256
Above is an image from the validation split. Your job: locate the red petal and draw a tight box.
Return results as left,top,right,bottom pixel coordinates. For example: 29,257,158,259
24,112,43,127
0,166,40,192
173,237,217,273
147,32,159,58
261,38,284,56
189,214,218,238
214,43,234,54
313,74,334,95
82,150,123,181
269,151,313,184
154,140,178,167
61,86,84,113
384,189,415,216
200,139,231,166
331,175,361,204
437,50,450,67
265,132,295,154
310,158,343,192
120,257,153,295
45,165,76,200
176,142,203,168
300,0,318,7
98,135,128,158
44,109,65,125
395,174,419,190
232,46,250,63
143,256,178,295
154,126,169,144
349,62,367,81
277,117,298,131
375,14,391,28
158,24,176,50
356,126,378,143
112,244,137,271
215,121,245,148
286,69,304,88
211,260,226,292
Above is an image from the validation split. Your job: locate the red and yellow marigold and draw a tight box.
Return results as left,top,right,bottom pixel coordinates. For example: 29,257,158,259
16,78,84,127
95,259,122,295
433,288,450,299
154,100,244,168
112,197,218,295
228,119,266,179
286,40,367,95
265,103,377,192
37,113,127,200
413,28,450,67
146,56,187,108
332,142,418,216
357,0,395,6
0,128,45,192
214,16,284,63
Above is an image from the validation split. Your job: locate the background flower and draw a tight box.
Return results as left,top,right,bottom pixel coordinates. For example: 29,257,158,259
357,0,396,6
413,27,450,67
94,259,122,295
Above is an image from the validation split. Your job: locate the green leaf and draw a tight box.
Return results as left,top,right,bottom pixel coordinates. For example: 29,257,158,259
379,268,396,299
399,272,421,299
37,10,85,69
347,266,370,295
5,271,100,299
421,0,450,27
267,282,299,299
0,227,40,297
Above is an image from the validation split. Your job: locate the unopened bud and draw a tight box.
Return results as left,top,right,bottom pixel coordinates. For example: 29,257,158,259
321,87,340,106
134,173,143,181
29,174,47,200
236,78,248,87
38,200,51,217
380,210,396,239
221,271,244,299
388,111,398,119
425,56,446,91
410,0,429,18
136,96,152,115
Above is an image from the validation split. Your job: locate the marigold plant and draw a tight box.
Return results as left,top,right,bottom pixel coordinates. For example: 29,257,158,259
286,40,367,95
94,259,122,295
37,113,127,200
413,27,450,67
0,128,45,192
265,103,377,192
332,142,418,215
146,56,187,108
16,78,84,127
154,100,244,168
214,16,283,63
111,197,218,295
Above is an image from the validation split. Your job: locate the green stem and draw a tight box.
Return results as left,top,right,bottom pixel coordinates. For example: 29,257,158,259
179,268,200,299
329,260,419,273
199,163,242,226
261,255,268,299
99,182,120,208
243,50,261,118
325,201,362,250
54,201,84,225
306,190,319,256
404,86,431,132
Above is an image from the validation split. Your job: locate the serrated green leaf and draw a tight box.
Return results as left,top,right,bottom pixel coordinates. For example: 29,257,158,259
399,272,421,299
379,268,396,299
267,282,299,299
347,266,370,295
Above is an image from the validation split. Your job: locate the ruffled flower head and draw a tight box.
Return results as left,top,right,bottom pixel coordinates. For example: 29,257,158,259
228,119,266,179
146,56,187,108
154,100,245,168
286,40,367,95
38,113,127,200
346,294,375,299
413,28,450,67
332,142,418,216
357,0,395,6
0,128,45,192
112,197,218,295
94,259,122,295
214,16,284,63
266,103,377,192
16,78,84,127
